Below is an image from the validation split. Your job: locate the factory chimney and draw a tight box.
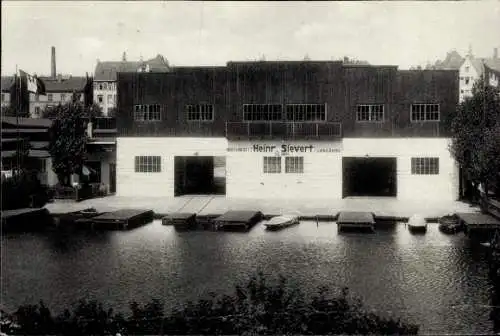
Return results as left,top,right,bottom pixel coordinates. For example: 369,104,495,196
51,46,56,78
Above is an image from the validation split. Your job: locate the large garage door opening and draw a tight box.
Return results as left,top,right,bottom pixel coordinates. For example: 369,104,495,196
174,156,226,196
342,157,397,197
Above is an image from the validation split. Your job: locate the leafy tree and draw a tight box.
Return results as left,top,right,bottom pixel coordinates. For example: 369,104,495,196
107,107,117,118
47,93,101,186
1,105,17,117
449,77,500,199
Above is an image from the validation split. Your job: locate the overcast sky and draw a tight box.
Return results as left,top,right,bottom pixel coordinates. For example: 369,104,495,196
1,1,499,77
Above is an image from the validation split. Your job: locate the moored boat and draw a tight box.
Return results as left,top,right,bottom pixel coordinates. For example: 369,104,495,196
438,214,462,234
264,214,300,231
408,214,427,233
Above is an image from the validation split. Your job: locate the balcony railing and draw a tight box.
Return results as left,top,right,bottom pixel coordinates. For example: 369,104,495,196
225,122,342,140
93,117,116,130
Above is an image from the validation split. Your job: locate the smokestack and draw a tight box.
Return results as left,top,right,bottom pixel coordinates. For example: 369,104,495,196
494,48,498,60
51,46,56,78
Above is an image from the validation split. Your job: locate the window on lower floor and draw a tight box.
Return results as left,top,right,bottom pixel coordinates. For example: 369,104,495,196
411,157,439,175
107,95,113,104
263,156,281,174
285,104,326,121
411,104,440,122
97,95,103,103
186,104,214,121
243,104,283,121
34,106,41,117
48,94,53,102
134,104,162,121
285,156,304,173
134,156,161,173
356,104,384,122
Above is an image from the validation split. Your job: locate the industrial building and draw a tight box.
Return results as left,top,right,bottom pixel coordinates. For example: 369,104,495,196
115,60,460,201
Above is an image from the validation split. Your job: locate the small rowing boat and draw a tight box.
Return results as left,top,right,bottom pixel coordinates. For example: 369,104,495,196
408,214,428,234
438,214,462,234
264,214,300,231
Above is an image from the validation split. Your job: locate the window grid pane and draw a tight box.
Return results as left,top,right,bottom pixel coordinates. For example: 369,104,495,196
285,157,304,174
243,104,283,121
263,157,281,174
186,104,214,121
411,104,440,121
411,157,439,175
356,105,384,122
134,156,162,173
134,104,162,121
285,104,326,121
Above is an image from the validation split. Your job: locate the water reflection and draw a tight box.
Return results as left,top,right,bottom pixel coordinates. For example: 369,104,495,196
0,220,495,333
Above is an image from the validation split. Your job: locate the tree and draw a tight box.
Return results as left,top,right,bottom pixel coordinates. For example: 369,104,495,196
47,93,99,186
1,105,17,117
449,77,500,200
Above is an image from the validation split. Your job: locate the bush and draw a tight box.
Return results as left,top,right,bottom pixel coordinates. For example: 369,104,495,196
0,273,419,335
1,170,48,210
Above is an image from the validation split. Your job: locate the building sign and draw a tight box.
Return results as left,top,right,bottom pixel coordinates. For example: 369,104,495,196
227,143,341,153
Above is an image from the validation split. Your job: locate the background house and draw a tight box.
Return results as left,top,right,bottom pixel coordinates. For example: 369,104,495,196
459,47,500,102
93,53,171,116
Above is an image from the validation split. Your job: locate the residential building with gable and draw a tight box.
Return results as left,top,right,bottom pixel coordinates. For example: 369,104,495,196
459,47,500,102
93,53,171,116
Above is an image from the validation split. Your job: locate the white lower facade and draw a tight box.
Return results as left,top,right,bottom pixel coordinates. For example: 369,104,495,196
116,137,460,201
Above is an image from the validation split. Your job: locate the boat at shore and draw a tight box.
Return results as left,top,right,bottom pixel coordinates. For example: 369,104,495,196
438,214,462,234
408,214,427,233
264,214,300,231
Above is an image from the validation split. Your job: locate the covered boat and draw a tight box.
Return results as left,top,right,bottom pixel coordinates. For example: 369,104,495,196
264,214,300,231
438,214,462,234
408,214,428,233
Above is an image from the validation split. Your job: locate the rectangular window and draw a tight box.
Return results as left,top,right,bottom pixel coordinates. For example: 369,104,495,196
285,104,326,121
107,95,113,104
134,156,161,173
34,106,41,117
263,157,281,174
411,157,439,175
356,104,384,122
243,104,282,121
410,104,440,122
97,95,103,103
48,94,53,102
186,104,214,121
1,94,4,102
60,94,66,102
134,104,162,121
285,156,304,174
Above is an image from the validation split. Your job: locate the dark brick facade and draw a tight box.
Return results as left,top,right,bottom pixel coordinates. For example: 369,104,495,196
117,61,459,138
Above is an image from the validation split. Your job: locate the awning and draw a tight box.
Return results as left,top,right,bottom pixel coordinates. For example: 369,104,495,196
29,150,50,158
1,150,16,158
2,128,48,133
1,150,50,158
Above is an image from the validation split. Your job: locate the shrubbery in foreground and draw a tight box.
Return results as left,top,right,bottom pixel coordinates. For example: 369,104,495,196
0,273,418,335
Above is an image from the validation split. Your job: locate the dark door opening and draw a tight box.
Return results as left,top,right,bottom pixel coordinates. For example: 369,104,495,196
109,163,116,193
174,156,226,196
342,157,397,197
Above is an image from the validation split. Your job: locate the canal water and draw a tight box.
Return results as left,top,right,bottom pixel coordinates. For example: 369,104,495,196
1,220,495,334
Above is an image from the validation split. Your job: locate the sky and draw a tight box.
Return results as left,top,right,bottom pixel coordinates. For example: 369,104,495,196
1,1,500,77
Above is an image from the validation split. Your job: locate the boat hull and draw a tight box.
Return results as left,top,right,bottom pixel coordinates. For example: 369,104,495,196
265,219,299,231
409,225,427,233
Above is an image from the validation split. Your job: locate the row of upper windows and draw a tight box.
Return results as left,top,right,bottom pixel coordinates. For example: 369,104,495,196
134,155,439,176
94,82,116,91
133,103,441,122
1,93,82,103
